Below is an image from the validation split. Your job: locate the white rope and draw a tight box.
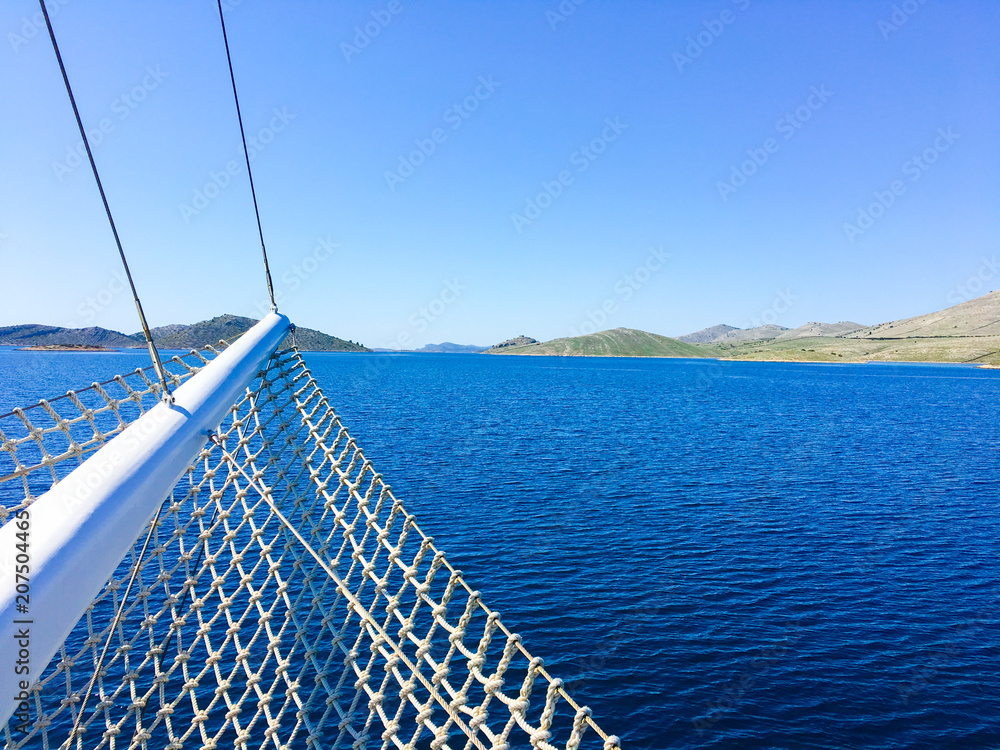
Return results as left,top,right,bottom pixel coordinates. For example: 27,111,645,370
0,345,620,750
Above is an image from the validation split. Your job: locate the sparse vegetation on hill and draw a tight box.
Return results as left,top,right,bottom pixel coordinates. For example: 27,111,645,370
699,336,1000,364
1,315,368,352
677,324,736,343
847,289,1000,339
705,290,1000,363
492,328,706,358
773,322,865,340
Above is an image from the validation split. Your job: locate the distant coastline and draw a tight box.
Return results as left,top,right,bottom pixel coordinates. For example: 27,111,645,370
0,314,366,353
489,289,1000,366
16,344,114,352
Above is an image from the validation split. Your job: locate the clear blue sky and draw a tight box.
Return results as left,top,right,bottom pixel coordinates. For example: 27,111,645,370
1,0,997,348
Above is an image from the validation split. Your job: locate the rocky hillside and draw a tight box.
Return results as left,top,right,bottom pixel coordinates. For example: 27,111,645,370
773,322,865,340
491,328,706,358
487,335,538,352
847,289,1000,339
714,324,789,342
135,315,367,352
0,324,140,348
677,324,736,343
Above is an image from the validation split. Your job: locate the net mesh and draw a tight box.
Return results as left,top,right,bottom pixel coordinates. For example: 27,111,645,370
0,344,619,750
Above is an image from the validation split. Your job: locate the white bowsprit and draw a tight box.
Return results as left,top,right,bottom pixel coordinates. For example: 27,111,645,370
0,316,620,750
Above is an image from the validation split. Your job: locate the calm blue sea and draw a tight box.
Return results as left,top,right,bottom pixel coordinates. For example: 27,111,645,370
2,349,999,749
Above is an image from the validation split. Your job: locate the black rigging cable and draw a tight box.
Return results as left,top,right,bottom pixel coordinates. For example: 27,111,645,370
38,0,174,402
216,0,277,311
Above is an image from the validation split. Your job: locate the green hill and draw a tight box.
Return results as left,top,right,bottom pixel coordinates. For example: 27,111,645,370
134,315,368,352
490,327,707,358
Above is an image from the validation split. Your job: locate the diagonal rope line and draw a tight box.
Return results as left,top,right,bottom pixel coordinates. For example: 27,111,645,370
37,0,174,403
64,497,170,750
208,433,494,750
216,0,277,311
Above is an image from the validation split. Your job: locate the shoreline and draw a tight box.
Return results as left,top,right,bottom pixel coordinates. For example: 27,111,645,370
16,344,116,352
490,351,999,366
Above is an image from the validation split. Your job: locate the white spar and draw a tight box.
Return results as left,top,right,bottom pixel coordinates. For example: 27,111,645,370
0,312,291,728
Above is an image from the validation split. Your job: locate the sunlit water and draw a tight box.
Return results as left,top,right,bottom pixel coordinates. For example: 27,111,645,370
2,348,998,749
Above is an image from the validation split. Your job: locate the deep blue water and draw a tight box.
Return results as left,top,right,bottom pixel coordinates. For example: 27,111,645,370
2,349,999,749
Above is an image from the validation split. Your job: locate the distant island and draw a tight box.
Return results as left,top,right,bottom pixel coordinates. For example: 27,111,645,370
373,342,489,353
17,343,114,352
486,335,538,352
415,342,488,353
488,289,1000,366
5,290,998,365
488,330,699,358
0,314,368,352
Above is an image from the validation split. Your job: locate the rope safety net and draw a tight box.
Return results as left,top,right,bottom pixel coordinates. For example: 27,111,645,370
0,342,620,750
